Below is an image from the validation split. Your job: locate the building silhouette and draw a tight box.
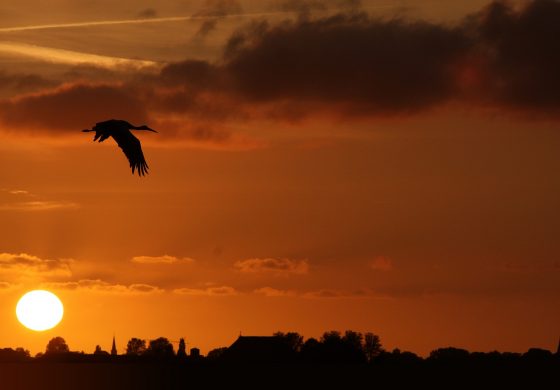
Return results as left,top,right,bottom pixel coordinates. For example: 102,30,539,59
222,336,295,363
190,348,200,358
111,336,117,356
556,337,560,356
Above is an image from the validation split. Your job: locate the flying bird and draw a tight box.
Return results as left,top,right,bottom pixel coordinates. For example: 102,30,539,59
82,119,157,176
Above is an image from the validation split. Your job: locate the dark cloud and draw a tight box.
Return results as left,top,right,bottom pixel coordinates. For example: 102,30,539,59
171,0,560,118
466,0,560,111
2,1,560,141
0,71,58,98
0,83,148,132
193,0,243,38
223,13,467,113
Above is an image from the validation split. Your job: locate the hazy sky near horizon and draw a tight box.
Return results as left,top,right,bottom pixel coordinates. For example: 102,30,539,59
0,0,559,356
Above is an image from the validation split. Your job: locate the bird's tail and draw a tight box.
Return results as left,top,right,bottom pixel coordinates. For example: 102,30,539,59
82,129,94,132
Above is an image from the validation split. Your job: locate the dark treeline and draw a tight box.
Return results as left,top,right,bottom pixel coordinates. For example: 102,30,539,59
0,331,558,390
1,330,558,368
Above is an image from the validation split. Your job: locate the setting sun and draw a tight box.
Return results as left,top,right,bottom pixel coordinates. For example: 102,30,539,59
16,290,64,332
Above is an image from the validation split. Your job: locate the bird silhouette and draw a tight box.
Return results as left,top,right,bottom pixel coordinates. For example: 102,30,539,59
82,119,157,176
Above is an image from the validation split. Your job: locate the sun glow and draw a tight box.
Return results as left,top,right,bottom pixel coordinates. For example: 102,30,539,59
16,290,64,331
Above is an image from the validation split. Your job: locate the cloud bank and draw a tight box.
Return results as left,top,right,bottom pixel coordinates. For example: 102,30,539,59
1,0,560,143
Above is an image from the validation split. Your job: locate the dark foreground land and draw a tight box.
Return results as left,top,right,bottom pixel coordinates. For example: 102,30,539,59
0,359,558,390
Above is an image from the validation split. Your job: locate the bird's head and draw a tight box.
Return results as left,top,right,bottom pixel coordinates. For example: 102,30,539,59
136,125,157,133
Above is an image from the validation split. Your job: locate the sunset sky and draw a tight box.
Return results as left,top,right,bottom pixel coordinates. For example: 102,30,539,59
0,0,559,356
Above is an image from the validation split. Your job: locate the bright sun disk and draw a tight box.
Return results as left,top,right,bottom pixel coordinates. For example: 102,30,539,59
16,290,64,331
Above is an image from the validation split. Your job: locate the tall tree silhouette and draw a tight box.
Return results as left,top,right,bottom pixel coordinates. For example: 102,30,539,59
126,338,146,356
45,337,69,354
273,331,304,352
300,337,321,362
364,332,383,362
319,330,367,363
146,337,174,359
177,338,187,359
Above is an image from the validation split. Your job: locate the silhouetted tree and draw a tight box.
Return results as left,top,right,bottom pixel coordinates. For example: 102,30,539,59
0,348,30,362
364,332,383,362
375,348,422,366
126,338,146,356
342,330,366,363
429,347,470,362
300,337,321,362
177,338,187,359
320,330,366,363
523,348,553,361
273,331,304,352
146,337,174,359
45,337,69,354
343,330,363,350
321,330,342,344
15,348,30,358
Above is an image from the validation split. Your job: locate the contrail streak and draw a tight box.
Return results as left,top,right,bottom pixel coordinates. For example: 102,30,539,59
0,41,158,69
0,13,286,33
0,4,408,33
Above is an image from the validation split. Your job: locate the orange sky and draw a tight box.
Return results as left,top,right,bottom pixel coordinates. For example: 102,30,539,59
0,0,558,356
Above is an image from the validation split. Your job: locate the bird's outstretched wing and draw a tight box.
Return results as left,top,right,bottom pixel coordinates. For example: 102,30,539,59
111,130,149,176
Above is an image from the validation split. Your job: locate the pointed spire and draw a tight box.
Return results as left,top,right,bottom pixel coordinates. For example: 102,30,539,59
111,335,117,356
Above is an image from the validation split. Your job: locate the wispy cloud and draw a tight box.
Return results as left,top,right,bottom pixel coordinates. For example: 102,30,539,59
0,201,79,212
251,286,389,299
8,190,29,195
301,288,388,299
253,286,296,297
0,189,78,212
0,281,19,292
131,255,195,265
0,252,72,280
173,285,238,296
45,279,163,295
234,258,309,275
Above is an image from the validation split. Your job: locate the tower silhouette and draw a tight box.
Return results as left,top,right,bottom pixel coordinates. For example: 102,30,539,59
111,335,117,356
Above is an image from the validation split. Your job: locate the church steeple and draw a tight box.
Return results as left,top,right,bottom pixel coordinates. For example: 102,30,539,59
111,335,117,356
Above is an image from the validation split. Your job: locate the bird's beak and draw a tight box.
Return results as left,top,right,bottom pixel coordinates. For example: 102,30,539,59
148,128,158,133
82,129,93,132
